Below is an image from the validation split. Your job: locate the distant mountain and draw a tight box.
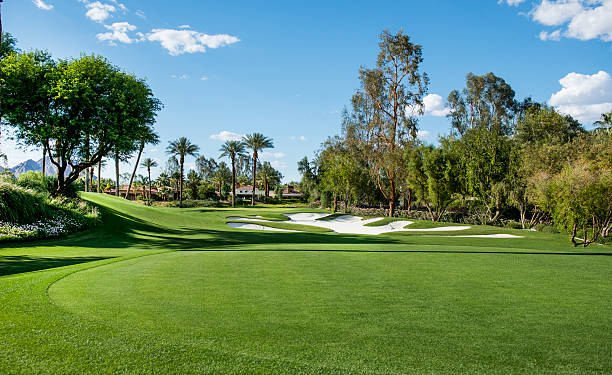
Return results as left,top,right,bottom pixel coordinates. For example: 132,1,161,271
4,157,71,177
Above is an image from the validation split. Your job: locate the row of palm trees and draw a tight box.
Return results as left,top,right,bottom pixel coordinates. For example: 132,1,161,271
166,133,274,208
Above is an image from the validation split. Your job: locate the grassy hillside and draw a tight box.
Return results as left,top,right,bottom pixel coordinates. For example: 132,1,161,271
0,193,610,374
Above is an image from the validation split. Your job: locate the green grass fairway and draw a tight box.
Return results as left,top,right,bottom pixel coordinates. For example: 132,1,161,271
1,193,611,374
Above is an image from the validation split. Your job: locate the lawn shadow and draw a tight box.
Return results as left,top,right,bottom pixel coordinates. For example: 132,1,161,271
0,255,111,276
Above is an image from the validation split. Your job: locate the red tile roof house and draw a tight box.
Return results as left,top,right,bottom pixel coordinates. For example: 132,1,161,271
281,185,303,198
233,185,269,198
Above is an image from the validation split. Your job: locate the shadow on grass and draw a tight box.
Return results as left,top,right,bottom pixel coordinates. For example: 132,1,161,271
0,255,111,276
3,203,611,256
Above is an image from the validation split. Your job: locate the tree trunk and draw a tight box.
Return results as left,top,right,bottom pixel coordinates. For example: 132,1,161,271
89,167,94,192
333,192,337,213
407,188,412,213
179,156,184,207
231,155,236,207
97,159,101,193
41,145,46,180
126,141,144,199
251,153,257,206
115,154,120,197
148,167,152,206
388,179,396,217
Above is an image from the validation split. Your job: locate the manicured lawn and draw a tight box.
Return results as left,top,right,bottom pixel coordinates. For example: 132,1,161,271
1,193,611,374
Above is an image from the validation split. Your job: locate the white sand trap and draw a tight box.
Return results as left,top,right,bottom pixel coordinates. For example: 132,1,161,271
226,222,300,232
226,213,476,235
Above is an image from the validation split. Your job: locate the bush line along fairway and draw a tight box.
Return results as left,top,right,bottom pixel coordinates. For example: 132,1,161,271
1,193,611,374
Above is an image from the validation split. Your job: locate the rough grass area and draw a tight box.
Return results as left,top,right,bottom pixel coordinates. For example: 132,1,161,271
1,193,610,374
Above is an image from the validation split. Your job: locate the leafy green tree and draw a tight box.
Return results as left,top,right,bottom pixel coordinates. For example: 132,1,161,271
213,162,231,198
543,161,611,246
447,72,516,136
515,105,583,145
243,133,274,205
595,112,611,131
186,170,201,200
455,127,513,224
140,158,157,205
344,30,429,217
166,137,199,207
195,156,218,180
219,140,247,207
0,53,161,195
406,142,460,221
257,161,282,201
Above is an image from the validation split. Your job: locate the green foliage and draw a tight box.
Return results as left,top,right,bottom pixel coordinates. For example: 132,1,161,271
515,105,583,145
0,182,50,224
447,72,516,136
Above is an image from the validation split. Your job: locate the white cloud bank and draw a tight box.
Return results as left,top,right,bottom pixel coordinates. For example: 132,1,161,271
406,94,450,117
261,152,286,159
84,1,119,22
210,131,244,142
33,0,54,10
96,22,143,44
147,28,240,56
549,70,612,123
503,0,612,43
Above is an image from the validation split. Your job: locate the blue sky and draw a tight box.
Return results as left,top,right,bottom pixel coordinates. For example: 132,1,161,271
3,0,612,181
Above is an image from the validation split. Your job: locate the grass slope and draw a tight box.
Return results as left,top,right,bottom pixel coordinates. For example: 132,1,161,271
0,193,611,374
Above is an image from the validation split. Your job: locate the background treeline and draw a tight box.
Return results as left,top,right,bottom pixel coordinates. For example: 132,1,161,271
298,31,611,247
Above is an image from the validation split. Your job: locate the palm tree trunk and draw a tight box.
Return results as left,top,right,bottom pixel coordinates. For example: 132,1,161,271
125,141,144,199
179,155,184,207
0,2,3,146
115,153,120,197
251,153,257,206
231,155,236,207
148,167,152,206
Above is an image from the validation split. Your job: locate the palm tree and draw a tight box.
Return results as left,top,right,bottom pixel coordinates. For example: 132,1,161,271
219,140,247,207
243,133,274,205
166,137,199,207
141,158,158,205
595,112,612,130
126,128,159,199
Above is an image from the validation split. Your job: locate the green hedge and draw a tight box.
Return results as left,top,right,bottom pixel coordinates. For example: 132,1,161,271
0,182,51,224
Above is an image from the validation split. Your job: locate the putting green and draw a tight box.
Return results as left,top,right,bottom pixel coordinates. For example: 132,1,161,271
2,193,612,374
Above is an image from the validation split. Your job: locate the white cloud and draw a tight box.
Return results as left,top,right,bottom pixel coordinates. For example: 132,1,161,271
210,131,245,142
147,28,240,55
299,135,306,141
135,10,146,19
270,161,287,169
549,70,612,123
539,29,562,40
200,76,209,81
417,130,433,140
406,94,450,117
498,0,526,5
504,0,612,43
96,22,141,44
261,152,286,159
171,74,189,80
33,0,54,10
531,0,584,26
565,1,612,41
178,25,191,29
85,1,117,22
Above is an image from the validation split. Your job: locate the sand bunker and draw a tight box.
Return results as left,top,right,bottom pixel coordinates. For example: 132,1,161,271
226,213,474,235
226,222,300,232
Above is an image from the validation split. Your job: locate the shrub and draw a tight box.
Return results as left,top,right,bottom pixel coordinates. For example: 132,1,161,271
534,223,559,233
0,182,51,224
504,221,523,230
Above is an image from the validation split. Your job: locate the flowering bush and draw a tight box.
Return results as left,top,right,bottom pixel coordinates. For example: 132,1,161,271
0,182,100,242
